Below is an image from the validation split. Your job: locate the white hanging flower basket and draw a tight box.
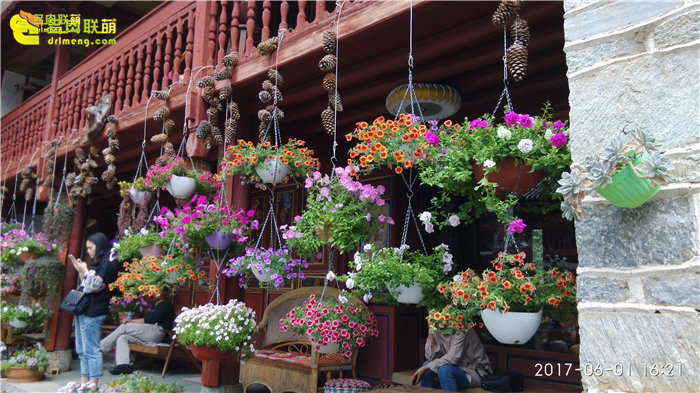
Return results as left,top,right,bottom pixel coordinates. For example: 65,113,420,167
9,319,28,329
129,188,153,205
252,268,272,283
165,175,196,199
481,308,543,345
308,335,340,354
255,158,290,185
389,282,425,304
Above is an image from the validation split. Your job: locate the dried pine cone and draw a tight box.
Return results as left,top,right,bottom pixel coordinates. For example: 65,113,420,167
322,30,336,54
228,102,240,119
257,37,279,56
214,67,232,81
45,160,54,173
19,178,30,192
321,107,335,134
203,134,213,150
151,133,169,145
44,149,56,159
323,73,336,92
153,106,170,121
224,125,237,144
197,75,214,88
104,154,116,165
25,188,34,201
267,69,284,86
106,115,118,124
510,18,530,47
262,80,274,92
106,178,117,190
492,0,523,27
258,109,272,122
265,105,284,120
164,119,176,135
102,147,112,156
319,54,337,72
222,51,239,67
82,184,92,195
507,40,528,82
101,168,115,182
207,107,219,126
211,126,223,146
219,84,232,101
66,173,76,187
109,138,120,152
202,86,216,102
270,87,283,103
196,120,212,139
259,90,272,104
75,148,86,161
155,156,168,167
328,91,343,112
164,142,175,156
50,139,60,147
43,175,54,187
105,126,116,138
80,162,92,172
152,90,170,100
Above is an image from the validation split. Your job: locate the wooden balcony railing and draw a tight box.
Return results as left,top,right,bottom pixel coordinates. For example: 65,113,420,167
0,0,375,185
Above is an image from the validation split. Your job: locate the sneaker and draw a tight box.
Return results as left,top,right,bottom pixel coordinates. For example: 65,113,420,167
109,364,134,375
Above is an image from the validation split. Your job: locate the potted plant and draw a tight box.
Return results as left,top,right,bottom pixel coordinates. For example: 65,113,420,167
59,372,184,393
338,243,454,308
118,178,155,205
223,246,307,289
280,293,379,358
144,155,221,199
556,129,674,220
0,273,22,296
417,103,572,226
1,343,48,382
428,251,577,344
220,138,320,189
174,299,257,387
0,229,61,262
109,293,152,322
0,302,53,330
114,227,172,261
282,165,393,257
346,113,427,174
20,255,65,308
41,198,74,243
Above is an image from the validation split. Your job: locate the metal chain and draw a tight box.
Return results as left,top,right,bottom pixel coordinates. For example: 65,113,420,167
492,26,514,118
329,1,346,173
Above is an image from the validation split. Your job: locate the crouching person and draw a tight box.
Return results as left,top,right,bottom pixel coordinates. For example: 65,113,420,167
100,287,175,375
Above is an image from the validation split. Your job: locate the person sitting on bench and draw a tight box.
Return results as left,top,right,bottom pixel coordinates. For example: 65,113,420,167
100,287,175,375
411,326,492,391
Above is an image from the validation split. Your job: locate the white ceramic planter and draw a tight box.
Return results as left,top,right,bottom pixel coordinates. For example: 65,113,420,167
129,188,153,205
165,175,196,199
308,335,341,354
481,308,543,345
255,158,290,185
389,282,425,304
252,268,272,283
9,319,28,329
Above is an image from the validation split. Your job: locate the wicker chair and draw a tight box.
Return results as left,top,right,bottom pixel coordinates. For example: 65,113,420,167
240,286,364,393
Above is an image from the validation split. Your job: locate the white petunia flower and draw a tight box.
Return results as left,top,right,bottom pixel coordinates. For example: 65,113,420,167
453,275,463,282
483,159,496,168
326,271,336,281
448,215,460,227
345,277,355,290
544,129,554,141
517,138,533,153
419,211,432,223
496,126,512,140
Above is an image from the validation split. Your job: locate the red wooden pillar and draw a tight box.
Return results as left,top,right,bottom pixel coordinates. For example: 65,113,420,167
52,198,86,351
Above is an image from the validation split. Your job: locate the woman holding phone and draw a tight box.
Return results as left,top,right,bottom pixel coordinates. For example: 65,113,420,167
69,232,118,392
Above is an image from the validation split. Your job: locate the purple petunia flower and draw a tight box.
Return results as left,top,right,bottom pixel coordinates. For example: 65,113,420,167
507,219,527,234
504,111,520,127
550,132,568,148
424,131,439,147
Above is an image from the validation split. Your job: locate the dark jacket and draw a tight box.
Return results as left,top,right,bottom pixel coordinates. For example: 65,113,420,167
78,256,118,317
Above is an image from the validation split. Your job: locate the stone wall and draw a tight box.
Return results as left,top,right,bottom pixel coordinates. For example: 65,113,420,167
562,1,700,392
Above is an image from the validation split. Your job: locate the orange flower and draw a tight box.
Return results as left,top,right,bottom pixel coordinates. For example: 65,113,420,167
502,280,512,289
395,166,403,174
487,301,497,310
456,314,463,322
345,134,353,141
444,120,453,127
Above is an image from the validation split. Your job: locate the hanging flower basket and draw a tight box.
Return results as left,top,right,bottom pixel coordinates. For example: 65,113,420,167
165,175,196,199
139,244,164,258
252,268,272,283
5,367,45,383
129,188,153,205
255,157,290,185
308,334,340,354
472,157,545,195
9,318,28,329
205,230,235,250
481,308,543,345
389,282,426,304
595,153,661,208
19,252,40,262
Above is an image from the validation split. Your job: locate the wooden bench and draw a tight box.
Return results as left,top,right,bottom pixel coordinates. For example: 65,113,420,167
127,329,202,378
240,286,365,393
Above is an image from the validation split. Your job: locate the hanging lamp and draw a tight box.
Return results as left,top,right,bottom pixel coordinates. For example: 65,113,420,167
385,83,461,120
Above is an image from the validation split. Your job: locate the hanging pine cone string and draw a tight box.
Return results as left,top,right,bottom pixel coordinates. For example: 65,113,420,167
323,73,337,92
321,107,335,135
506,40,528,82
222,51,239,67
322,30,336,54
267,69,284,86
491,0,523,27
257,37,279,56
319,54,337,72
510,18,530,47
214,67,232,81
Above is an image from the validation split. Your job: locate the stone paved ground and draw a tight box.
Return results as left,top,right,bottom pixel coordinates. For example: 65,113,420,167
0,351,204,393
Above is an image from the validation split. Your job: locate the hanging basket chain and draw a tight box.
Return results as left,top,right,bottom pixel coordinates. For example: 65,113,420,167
492,26,514,119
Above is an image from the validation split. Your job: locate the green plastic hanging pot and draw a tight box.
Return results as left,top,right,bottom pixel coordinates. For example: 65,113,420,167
596,152,660,208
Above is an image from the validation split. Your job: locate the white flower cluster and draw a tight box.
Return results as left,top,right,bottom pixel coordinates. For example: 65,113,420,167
436,243,454,274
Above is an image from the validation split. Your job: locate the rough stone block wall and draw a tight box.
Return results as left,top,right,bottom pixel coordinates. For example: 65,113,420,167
563,1,699,392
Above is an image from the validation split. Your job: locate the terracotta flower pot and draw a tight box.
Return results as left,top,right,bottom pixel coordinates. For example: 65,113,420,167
19,252,39,262
190,345,239,387
5,367,44,383
472,157,545,194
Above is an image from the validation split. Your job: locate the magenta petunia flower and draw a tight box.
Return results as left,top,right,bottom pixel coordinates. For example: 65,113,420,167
507,219,527,234
504,111,520,127
550,132,568,148
519,114,534,129
424,131,440,147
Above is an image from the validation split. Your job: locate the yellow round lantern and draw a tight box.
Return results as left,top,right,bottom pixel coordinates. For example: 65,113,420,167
385,83,461,120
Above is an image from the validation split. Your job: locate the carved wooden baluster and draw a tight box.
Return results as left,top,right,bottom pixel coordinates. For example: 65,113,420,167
161,26,173,90
230,1,240,53
124,50,135,109
217,0,228,64
143,41,153,102
134,45,144,106
78,81,89,132
279,1,289,32
110,60,119,110
71,84,80,134
60,91,69,137
173,20,183,86
87,72,96,119
183,12,194,85
208,2,218,65
261,0,271,41
315,0,326,22
115,56,126,112
95,68,104,101
297,0,307,28
245,0,256,55
152,34,163,93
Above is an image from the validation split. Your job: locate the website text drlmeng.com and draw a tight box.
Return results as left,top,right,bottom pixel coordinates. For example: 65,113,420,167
47,37,116,47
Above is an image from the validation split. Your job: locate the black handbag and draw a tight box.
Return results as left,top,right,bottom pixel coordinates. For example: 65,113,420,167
59,288,88,314
477,365,524,392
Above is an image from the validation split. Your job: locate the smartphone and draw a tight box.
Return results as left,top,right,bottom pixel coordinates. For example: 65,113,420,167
68,254,77,262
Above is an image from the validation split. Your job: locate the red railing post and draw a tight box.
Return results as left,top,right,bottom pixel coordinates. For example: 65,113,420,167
230,1,241,53
218,0,229,65
245,0,256,55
